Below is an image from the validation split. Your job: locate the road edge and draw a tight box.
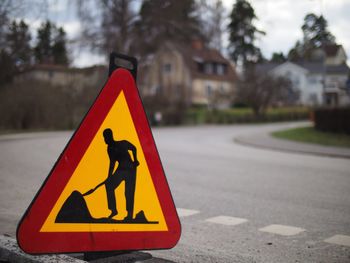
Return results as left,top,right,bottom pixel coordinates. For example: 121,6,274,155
235,135,350,159
0,235,86,262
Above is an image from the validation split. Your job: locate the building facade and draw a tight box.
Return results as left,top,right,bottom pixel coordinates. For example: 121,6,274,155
140,41,237,109
261,44,350,107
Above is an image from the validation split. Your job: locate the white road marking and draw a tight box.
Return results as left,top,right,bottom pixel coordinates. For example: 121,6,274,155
176,208,200,218
259,224,305,236
324,235,350,247
205,216,248,226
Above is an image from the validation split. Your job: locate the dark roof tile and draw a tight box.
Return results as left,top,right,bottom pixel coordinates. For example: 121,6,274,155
172,42,236,82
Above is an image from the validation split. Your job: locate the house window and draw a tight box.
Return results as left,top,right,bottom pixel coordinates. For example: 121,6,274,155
206,84,212,97
197,62,204,73
216,64,226,75
151,85,162,95
48,70,54,78
157,85,163,94
219,84,225,93
308,93,318,105
327,82,337,89
204,63,214,74
308,76,317,84
163,63,172,73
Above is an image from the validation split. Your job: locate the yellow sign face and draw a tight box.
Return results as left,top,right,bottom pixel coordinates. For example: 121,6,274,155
41,91,167,232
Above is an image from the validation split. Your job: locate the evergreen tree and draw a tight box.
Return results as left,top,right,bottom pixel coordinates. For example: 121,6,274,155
270,52,286,63
228,0,264,67
288,13,336,62
6,20,31,67
52,27,69,65
135,0,201,55
302,13,335,49
1,19,31,84
287,40,303,61
34,20,69,65
34,21,53,64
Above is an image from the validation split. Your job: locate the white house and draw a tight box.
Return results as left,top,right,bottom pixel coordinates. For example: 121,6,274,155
272,62,322,105
259,44,350,107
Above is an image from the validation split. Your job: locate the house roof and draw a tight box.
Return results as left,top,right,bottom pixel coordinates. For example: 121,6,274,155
257,61,349,75
295,62,324,74
296,62,349,74
326,63,350,74
171,42,236,82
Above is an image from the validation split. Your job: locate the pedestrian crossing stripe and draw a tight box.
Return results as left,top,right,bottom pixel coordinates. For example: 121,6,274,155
17,67,181,253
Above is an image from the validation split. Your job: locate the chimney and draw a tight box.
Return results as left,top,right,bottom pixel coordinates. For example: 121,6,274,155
191,39,203,50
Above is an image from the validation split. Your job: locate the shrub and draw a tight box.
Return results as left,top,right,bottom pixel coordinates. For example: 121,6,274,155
0,78,101,131
314,108,350,134
185,107,309,125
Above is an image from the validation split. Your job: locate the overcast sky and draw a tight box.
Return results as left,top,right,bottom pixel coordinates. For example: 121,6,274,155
26,0,350,67
239,0,350,64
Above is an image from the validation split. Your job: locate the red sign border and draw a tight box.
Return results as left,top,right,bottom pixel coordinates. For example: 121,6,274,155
17,69,181,254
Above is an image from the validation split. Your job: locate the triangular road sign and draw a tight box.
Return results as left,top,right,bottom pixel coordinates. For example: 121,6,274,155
17,60,181,254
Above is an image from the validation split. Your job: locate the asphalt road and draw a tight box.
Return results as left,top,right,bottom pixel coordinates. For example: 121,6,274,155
0,122,349,262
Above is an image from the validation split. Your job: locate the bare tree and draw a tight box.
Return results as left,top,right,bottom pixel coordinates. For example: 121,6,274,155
0,0,26,48
76,0,137,58
0,0,46,39
237,69,298,117
197,0,226,52
0,0,48,85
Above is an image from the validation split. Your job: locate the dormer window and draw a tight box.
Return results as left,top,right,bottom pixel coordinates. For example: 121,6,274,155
197,62,204,73
204,63,214,74
163,63,172,73
216,64,226,75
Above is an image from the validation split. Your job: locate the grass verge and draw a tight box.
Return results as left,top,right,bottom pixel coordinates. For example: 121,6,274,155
272,126,350,148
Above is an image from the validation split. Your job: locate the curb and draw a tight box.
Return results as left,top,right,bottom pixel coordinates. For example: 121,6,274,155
0,235,175,263
235,136,350,159
0,235,85,262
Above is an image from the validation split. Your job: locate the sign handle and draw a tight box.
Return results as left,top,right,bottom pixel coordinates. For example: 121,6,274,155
84,52,139,261
108,52,138,80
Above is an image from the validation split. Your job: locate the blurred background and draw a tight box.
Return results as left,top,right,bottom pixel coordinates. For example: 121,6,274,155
0,0,349,139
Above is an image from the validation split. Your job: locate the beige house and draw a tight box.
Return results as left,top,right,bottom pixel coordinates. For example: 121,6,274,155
140,41,237,109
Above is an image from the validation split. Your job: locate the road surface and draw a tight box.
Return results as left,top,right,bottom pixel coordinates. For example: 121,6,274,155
0,122,349,262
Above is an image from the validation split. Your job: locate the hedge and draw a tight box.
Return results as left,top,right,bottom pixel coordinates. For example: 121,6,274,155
185,107,310,125
314,108,350,134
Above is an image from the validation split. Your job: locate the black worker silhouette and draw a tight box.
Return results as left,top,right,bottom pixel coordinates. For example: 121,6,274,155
55,128,158,224
103,128,139,220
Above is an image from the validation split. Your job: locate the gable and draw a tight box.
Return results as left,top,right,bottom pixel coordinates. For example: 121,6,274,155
272,62,308,75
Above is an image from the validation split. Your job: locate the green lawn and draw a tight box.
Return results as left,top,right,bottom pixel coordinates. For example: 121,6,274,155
272,126,350,148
